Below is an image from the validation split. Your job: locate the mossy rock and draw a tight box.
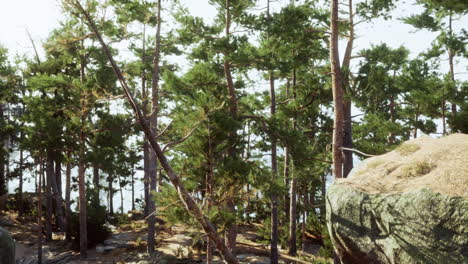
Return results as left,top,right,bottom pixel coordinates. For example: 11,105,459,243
327,134,468,264
0,226,15,264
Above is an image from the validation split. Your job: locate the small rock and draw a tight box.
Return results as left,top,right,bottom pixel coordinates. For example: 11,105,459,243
95,245,105,253
103,245,117,252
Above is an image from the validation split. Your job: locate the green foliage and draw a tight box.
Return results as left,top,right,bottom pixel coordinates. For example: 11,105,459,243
71,190,111,248
307,214,333,258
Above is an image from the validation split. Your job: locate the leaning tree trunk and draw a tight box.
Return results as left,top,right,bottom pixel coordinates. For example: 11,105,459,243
74,3,239,262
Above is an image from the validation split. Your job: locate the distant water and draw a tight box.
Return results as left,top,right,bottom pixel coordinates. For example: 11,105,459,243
8,167,146,213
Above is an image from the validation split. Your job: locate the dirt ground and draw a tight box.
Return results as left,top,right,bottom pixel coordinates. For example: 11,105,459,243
2,211,329,264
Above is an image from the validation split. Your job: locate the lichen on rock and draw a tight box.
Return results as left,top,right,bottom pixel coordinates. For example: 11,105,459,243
326,134,468,264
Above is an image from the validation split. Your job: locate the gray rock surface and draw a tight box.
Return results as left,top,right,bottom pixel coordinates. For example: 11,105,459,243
326,134,468,264
0,226,15,264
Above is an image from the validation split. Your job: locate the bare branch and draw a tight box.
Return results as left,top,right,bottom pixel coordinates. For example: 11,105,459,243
163,123,200,152
341,147,376,157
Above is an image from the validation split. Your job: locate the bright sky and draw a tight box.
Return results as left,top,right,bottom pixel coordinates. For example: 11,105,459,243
0,0,466,78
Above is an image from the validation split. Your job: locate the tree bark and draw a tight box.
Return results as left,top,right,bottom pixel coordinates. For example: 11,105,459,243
93,165,100,205
18,132,24,216
51,157,65,232
65,152,72,241
341,0,354,178
142,22,150,218
75,3,239,262
78,148,87,258
0,104,5,212
108,174,114,215
288,69,298,256
131,168,135,211
147,0,162,254
38,161,43,264
78,42,88,259
270,74,279,263
223,0,239,252
45,152,53,242
288,164,297,256
206,123,214,264
448,12,457,116
330,0,344,179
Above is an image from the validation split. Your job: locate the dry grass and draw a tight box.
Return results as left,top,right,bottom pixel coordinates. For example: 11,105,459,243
340,134,468,198
398,161,436,178
396,143,421,156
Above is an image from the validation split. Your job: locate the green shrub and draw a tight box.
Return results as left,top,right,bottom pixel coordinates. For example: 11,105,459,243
307,214,334,258
70,189,110,249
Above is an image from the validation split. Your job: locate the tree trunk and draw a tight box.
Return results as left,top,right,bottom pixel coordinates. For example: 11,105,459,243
301,186,306,252
78,50,88,259
330,0,344,179
342,0,354,178
144,142,149,216
93,165,100,205
0,104,5,212
75,4,239,261
142,22,150,217
320,174,326,219
147,0,162,254
18,133,24,216
269,74,279,264
65,153,72,241
118,176,124,214
288,163,297,256
108,174,114,215
131,168,135,211
38,161,43,264
442,100,446,135
223,0,239,252
52,157,65,231
448,12,457,116
78,150,87,259
288,69,298,256
45,153,53,242
413,112,418,138
283,79,291,225
206,123,214,264
389,95,396,143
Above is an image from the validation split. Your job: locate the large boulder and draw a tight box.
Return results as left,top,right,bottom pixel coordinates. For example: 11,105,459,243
0,226,15,264
326,134,468,264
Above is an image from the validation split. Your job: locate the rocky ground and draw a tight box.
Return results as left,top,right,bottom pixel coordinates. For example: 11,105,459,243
1,212,329,264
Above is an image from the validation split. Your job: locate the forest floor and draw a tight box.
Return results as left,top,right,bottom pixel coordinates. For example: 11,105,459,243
1,211,330,264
